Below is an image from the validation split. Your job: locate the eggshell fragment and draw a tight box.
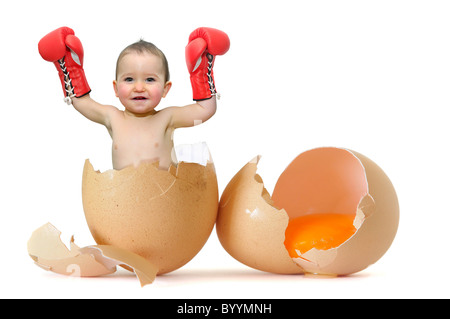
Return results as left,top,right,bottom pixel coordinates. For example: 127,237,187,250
216,156,303,274
27,223,158,286
82,155,218,275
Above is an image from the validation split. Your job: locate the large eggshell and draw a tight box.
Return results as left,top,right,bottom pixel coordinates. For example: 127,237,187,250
217,148,399,276
82,159,218,275
274,148,399,275
216,156,303,274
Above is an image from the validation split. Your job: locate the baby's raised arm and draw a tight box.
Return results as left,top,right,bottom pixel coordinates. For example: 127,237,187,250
169,98,217,129
39,27,91,106
72,95,116,129
39,27,115,130
170,27,229,129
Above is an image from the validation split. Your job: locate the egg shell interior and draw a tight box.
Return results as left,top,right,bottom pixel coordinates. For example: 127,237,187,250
272,147,369,219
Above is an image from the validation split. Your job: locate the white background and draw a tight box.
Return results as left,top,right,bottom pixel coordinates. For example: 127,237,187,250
1,0,449,299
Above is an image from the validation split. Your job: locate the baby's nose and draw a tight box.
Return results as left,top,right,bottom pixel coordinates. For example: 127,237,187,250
134,81,145,91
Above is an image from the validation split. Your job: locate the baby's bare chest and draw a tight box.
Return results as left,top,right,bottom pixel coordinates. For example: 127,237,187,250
110,117,173,152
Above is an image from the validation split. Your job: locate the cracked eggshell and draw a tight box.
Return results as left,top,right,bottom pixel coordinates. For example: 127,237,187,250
216,148,399,276
216,156,303,274
82,158,218,275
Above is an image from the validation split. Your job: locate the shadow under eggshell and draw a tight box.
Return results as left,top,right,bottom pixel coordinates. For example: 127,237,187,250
82,159,219,275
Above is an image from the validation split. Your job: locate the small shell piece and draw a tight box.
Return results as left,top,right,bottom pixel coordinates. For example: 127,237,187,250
82,158,219,275
27,223,158,287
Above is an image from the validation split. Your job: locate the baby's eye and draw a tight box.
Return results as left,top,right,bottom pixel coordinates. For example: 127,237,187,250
146,77,155,82
124,77,134,82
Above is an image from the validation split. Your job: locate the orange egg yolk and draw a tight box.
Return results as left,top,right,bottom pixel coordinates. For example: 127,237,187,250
284,213,357,258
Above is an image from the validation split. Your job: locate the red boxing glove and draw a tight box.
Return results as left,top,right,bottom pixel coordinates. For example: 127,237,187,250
38,27,91,105
186,27,230,101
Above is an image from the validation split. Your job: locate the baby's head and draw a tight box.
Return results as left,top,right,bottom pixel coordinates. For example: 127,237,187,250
114,40,172,115
116,40,170,82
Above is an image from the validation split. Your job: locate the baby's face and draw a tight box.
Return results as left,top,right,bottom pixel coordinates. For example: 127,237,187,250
113,52,171,115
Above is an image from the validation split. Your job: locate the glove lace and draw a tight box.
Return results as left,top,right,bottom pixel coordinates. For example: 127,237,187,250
206,53,217,97
58,57,75,105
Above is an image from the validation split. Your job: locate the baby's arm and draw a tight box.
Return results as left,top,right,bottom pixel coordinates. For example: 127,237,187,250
39,27,91,106
169,98,216,128
39,27,115,130
185,27,230,101
72,95,116,129
169,28,229,129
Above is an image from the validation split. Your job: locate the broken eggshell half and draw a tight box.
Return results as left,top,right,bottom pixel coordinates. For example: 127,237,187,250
216,147,399,276
82,143,219,275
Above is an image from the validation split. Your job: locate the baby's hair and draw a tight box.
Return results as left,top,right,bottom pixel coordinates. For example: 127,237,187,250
115,39,170,82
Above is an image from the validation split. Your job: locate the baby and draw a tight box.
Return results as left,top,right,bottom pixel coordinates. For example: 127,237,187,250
38,27,230,170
